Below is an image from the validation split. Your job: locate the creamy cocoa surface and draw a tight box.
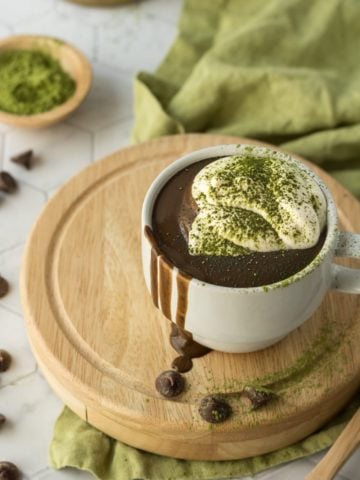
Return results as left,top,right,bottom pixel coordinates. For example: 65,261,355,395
151,158,326,288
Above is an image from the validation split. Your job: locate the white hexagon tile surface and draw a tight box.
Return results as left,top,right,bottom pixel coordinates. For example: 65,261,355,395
14,11,95,60
0,183,45,251
0,1,356,479
68,62,133,132
56,0,138,27
0,372,68,477
0,23,12,39
94,117,133,159
97,10,177,74
0,0,55,25
140,0,184,24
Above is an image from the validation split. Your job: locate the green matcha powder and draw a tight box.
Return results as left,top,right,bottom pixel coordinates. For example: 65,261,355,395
0,49,76,115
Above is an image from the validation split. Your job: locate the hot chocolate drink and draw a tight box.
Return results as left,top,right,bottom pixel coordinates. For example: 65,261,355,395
151,156,326,288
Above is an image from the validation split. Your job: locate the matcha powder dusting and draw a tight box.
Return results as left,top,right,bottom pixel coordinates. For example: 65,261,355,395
0,49,76,115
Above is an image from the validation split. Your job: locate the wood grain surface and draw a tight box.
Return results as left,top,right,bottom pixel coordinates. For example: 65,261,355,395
21,134,360,460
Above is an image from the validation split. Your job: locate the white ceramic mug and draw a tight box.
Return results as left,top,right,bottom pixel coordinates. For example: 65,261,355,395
141,144,360,353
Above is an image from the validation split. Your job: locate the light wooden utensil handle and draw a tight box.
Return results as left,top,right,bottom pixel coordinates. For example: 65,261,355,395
306,408,360,480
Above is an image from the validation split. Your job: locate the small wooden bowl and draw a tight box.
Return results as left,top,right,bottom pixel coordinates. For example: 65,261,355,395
0,35,92,128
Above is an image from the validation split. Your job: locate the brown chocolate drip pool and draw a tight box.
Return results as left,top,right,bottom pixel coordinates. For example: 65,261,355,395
151,158,327,288
170,324,211,373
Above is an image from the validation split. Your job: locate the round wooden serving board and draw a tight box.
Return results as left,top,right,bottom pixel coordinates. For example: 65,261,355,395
21,134,360,461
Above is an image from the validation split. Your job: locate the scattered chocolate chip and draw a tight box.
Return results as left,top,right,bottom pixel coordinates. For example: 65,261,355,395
199,395,232,424
0,461,20,480
0,414,5,427
0,276,9,298
155,370,185,398
0,350,11,373
10,150,33,170
0,172,17,194
243,385,276,410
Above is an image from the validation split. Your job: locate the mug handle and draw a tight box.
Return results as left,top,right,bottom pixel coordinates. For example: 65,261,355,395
331,232,360,294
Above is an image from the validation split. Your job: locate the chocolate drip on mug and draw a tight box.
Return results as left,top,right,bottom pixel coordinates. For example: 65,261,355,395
144,226,160,308
145,226,211,372
145,225,193,328
159,255,173,320
175,271,191,328
170,324,211,373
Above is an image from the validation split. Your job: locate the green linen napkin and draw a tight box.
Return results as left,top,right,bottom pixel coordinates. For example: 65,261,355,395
50,397,360,480
50,0,360,478
132,0,360,198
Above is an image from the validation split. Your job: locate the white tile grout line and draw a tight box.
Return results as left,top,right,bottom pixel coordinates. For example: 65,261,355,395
93,24,99,62
15,179,48,198
0,132,5,169
53,0,63,15
0,303,24,319
88,130,95,163
90,24,97,61
30,466,50,480
63,120,95,135
0,367,39,391
143,10,182,28
0,240,26,256
89,57,137,78
0,19,15,33
93,58,140,76
65,115,135,142
94,114,135,135
52,5,68,23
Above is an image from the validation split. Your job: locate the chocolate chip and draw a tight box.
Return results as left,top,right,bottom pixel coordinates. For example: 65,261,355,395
10,150,33,170
0,350,11,373
0,414,5,427
155,370,185,398
0,276,9,298
243,385,276,410
199,395,232,424
0,461,20,480
0,172,17,194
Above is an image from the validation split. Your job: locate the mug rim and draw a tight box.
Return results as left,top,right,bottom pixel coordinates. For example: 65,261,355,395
142,144,338,293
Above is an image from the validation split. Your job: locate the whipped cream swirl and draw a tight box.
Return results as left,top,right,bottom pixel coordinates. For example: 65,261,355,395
189,153,327,256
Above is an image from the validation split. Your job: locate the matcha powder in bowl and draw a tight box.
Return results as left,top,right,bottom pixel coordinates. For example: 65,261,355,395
0,49,76,115
0,35,92,128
